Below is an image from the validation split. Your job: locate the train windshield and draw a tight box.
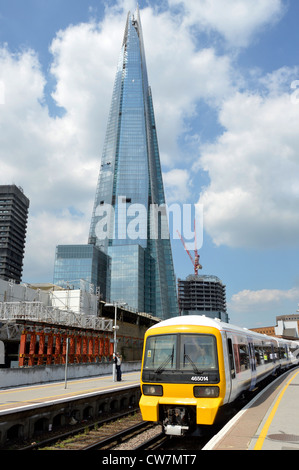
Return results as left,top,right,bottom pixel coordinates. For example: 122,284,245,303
179,334,217,371
143,334,217,372
144,335,177,372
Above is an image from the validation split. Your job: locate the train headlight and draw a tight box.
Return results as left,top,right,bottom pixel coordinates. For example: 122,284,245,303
193,386,219,398
142,384,163,396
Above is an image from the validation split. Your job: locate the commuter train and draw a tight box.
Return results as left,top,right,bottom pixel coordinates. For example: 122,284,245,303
139,315,299,436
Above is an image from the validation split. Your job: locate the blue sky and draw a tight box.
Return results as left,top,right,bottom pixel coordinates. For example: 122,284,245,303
0,0,299,328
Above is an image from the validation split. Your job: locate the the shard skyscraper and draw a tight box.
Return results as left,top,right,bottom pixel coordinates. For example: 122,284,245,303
88,8,178,320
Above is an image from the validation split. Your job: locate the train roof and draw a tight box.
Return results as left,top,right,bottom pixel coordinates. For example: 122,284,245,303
148,315,241,333
147,315,299,345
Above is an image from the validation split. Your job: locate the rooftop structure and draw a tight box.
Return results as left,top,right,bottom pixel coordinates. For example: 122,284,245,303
251,313,299,339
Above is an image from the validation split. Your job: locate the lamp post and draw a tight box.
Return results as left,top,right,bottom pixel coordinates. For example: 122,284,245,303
112,304,119,382
105,302,126,381
64,337,69,389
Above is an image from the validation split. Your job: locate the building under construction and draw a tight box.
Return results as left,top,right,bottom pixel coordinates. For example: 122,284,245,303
178,274,228,322
177,218,228,322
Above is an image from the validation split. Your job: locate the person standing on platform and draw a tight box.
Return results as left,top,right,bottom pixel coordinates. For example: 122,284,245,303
115,353,122,381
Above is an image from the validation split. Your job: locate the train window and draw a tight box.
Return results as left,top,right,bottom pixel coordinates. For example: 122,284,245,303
278,346,284,359
239,344,250,371
143,334,218,374
143,335,177,371
273,346,279,363
233,344,240,373
179,335,218,371
233,343,249,373
289,344,299,360
254,345,264,366
263,344,273,363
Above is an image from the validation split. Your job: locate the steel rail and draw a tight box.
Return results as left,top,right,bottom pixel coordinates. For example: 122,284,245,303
19,408,140,450
81,421,153,450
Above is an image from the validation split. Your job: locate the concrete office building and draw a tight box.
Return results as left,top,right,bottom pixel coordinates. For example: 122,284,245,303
0,185,29,283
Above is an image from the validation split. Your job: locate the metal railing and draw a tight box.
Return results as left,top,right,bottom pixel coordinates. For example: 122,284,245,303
0,301,113,332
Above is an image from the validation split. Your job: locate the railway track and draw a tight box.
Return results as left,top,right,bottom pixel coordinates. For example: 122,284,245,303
81,421,158,450
20,410,165,451
19,409,142,450
134,432,168,451
17,370,283,452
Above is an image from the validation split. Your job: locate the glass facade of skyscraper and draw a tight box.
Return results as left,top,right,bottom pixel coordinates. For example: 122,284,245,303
88,9,178,319
108,244,145,311
53,245,110,300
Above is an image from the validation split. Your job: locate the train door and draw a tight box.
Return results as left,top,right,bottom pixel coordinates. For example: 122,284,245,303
225,335,236,402
271,341,279,375
248,340,257,391
227,338,236,379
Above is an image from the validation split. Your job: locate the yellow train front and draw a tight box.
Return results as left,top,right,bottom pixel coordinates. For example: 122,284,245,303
139,316,226,436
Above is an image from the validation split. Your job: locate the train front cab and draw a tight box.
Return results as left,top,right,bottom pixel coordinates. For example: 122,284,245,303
139,323,227,435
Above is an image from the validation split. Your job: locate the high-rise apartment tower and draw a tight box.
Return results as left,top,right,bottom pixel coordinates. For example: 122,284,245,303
88,8,178,319
0,185,30,283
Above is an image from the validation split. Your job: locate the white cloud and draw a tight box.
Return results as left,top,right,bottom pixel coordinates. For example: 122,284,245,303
0,29,116,281
197,73,299,249
260,66,299,96
169,0,285,48
0,43,100,211
139,7,235,166
22,210,90,282
163,169,191,203
229,287,299,312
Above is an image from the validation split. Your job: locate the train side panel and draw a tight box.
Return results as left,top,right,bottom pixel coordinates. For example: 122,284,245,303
223,329,280,402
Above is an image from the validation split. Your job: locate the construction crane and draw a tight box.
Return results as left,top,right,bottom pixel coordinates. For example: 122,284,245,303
177,219,202,276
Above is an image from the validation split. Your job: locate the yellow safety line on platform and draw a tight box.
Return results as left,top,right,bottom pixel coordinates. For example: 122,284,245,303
253,369,299,450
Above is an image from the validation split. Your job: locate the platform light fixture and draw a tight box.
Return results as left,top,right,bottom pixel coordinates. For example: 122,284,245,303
105,302,127,381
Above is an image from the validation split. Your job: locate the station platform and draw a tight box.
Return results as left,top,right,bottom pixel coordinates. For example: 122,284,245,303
0,370,141,416
204,367,299,451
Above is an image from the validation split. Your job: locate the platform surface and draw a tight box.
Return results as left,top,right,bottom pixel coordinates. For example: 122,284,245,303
249,368,299,450
204,367,299,451
0,371,141,416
